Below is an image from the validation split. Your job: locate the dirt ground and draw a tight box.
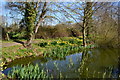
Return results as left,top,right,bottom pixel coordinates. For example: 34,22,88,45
2,42,22,47
2,40,40,47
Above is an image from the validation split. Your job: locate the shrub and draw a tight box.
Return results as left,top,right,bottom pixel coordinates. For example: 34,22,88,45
35,25,82,39
52,26,69,38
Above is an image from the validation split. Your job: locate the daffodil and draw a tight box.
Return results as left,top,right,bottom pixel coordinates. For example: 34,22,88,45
79,39,83,41
2,73,5,76
57,41,62,43
79,36,83,38
47,42,50,45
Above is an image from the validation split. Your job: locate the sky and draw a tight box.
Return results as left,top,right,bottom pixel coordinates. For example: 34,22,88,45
0,1,81,26
0,1,119,26
0,0,6,15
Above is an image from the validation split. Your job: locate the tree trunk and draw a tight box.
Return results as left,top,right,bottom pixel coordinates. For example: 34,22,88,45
24,3,36,48
86,2,93,39
26,36,32,47
34,2,47,34
6,32,10,41
82,2,93,47
82,5,87,47
24,2,47,48
82,23,86,47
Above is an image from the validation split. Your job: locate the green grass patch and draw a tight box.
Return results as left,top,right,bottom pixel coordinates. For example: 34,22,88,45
2,37,93,63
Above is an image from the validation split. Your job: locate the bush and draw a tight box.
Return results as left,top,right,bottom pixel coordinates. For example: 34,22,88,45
52,26,69,38
35,24,82,39
35,26,56,39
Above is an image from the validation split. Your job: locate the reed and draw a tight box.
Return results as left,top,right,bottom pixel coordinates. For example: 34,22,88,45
8,64,48,79
43,45,83,59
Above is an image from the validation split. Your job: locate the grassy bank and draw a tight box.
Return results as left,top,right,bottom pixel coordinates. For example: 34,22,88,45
2,37,86,62
1,37,95,79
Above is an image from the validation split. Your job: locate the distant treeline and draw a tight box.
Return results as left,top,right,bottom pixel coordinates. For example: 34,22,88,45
2,23,82,40
36,24,82,39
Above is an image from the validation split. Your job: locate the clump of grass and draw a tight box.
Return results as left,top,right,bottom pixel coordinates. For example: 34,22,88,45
7,63,72,79
38,42,48,47
50,41,57,45
8,64,48,79
43,45,83,59
58,42,66,46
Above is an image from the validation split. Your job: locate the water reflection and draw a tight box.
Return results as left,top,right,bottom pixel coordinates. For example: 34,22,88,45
112,56,120,78
3,48,120,78
81,48,119,78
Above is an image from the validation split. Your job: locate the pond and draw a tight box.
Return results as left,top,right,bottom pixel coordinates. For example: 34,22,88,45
3,48,120,78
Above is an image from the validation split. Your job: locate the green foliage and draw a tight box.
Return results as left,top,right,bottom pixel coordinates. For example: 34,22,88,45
68,39,82,45
58,42,65,46
91,12,118,48
9,31,26,39
50,41,57,45
25,3,37,41
37,37,83,48
36,25,82,39
77,41,82,45
2,45,37,62
2,37,88,63
38,42,48,47
8,64,48,79
18,48,34,53
69,39,76,44
43,45,83,59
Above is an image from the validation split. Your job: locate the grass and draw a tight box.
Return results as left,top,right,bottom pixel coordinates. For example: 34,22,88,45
2,37,94,63
2,39,112,79
8,63,67,79
1,37,115,79
8,64,48,79
43,45,83,59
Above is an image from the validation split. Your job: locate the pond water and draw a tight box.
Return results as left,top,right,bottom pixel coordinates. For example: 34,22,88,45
3,48,120,78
